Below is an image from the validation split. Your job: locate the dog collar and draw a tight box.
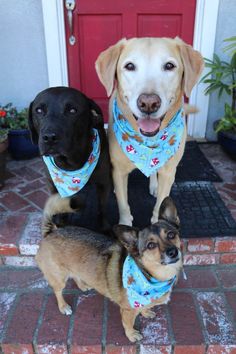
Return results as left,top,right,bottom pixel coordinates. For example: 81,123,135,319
123,254,176,308
43,129,100,198
112,99,185,177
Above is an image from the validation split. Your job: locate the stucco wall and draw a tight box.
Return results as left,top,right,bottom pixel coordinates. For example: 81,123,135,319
0,0,48,109
205,0,236,141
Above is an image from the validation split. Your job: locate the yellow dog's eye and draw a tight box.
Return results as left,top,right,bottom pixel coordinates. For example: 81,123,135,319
147,242,157,250
124,62,136,71
164,62,176,71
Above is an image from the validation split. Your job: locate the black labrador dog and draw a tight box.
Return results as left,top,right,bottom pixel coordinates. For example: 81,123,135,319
28,87,111,232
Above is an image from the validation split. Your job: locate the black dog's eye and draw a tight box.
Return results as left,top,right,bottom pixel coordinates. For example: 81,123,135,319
124,62,136,71
164,62,176,71
167,231,176,239
69,107,77,114
147,242,157,250
35,107,43,114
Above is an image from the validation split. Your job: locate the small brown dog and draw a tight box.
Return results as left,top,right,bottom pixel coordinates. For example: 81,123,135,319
36,195,182,342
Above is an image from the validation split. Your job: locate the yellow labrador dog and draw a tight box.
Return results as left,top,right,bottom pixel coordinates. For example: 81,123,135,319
96,37,204,226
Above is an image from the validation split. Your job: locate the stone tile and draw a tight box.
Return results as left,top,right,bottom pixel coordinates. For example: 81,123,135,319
0,292,17,337
140,345,172,354
187,239,214,253
196,292,236,344
19,213,42,255
176,268,218,289
0,191,29,211
206,345,236,354
10,166,43,181
220,254,236,264
37,294,73,345
106,301,131,346
3,293,44,345
37,344,68,354
3,256,37,267
215,268,236,288
169,293,204,345
1,344,34,354
215,239,236,252
0,214,27,255
106,345,137,353
140,306,170,345
18,179,45,195
26,190,48,210
225,292,236,323
184,254,219,265
72,293,103,346
173,345,206,354
0,268,48,290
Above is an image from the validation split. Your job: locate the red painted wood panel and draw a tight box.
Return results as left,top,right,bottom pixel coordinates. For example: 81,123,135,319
65,0,196,121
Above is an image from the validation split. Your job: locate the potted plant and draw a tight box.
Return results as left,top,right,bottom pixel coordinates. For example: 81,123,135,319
0,127,9,189
201,36,236,158
0,103,39,160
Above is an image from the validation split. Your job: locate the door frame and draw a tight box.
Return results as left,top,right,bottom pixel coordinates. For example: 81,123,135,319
42,0,219,138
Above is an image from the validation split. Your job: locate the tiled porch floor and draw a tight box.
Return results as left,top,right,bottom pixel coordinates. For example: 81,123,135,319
0,143,236,353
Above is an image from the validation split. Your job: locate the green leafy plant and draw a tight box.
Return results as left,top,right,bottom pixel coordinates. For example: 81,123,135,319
201,36,236,133
0,103,28,130
0,129,8,143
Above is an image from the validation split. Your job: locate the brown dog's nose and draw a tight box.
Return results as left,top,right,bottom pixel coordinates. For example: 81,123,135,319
166,247,178,259
137,94,161,114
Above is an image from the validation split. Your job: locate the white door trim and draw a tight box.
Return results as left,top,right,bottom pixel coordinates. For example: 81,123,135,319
41,0,68,87
42,0,219,138
188,0,220,138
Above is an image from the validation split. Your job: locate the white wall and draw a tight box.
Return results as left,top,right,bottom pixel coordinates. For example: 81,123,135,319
205,0,236,140
0,0,49,109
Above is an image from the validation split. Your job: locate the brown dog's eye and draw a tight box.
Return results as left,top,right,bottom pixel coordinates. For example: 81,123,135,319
124,62,136,71
164,62,176,71
167,231,176,239
147,242,157,250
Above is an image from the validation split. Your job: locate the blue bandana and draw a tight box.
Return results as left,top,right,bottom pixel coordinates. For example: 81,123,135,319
123,255,176,308
113,99,185,177
43,129,100,198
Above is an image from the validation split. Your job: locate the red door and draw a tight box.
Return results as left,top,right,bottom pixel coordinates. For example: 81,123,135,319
65,0,196,122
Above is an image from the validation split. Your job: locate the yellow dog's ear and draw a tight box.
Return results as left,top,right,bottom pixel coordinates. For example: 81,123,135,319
175,37,204,97
95,38,127,97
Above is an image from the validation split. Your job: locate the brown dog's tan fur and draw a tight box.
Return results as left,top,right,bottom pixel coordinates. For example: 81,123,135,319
36,195,182,342
95,37,204,226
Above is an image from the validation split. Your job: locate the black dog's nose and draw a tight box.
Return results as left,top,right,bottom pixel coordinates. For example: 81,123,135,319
137,94,161,114
43,133,58,144
166,247,178,259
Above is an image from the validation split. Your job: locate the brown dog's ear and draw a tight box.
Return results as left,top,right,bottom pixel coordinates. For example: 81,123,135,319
28,102,39,145
89,99,104,128
113,224,139,255
158,197,180,226
95,38,127,97
176,38,204,97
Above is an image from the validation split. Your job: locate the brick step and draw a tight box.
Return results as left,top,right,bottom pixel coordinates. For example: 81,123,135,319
0,265,236,353
1,212,236,266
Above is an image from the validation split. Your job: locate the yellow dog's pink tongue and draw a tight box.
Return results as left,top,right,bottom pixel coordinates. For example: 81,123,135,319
138,118,161,133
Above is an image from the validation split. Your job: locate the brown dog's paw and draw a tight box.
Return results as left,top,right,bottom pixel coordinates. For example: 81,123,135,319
141,309,156,319
126,329,143,342
59,303,72,316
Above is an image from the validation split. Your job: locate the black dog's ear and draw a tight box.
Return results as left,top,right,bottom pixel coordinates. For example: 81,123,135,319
28,102,38,145
113,225,139,256
158,197,180,226
89,99,104,128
